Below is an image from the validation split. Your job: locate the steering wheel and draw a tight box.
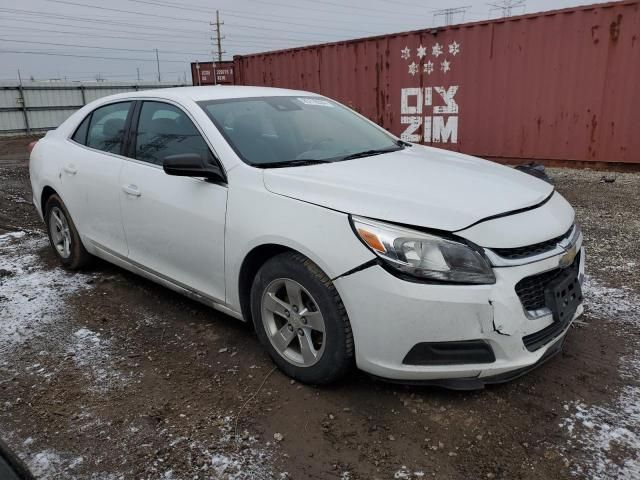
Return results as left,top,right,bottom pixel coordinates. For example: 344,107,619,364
295,137,335,160
307,137,334,150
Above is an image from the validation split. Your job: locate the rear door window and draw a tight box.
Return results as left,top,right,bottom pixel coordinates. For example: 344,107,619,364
133,101,212,166
86,102,133,155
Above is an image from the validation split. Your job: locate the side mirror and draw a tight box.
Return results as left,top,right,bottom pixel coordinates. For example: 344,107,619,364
163,153,225,182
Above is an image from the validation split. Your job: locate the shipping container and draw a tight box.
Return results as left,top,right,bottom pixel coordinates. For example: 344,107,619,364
233,1,640,167
191,61,235,86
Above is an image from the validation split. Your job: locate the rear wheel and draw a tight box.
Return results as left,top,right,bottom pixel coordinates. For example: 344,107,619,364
45,194,92,269
250,252,354,384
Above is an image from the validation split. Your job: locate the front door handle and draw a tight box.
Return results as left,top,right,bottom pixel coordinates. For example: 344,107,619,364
122,184,141,197
63,165,77,175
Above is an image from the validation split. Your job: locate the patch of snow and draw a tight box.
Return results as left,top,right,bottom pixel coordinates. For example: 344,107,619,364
68,327,130,393
0,231,91,355
561,275,640,478
27,450,64,478
394,466,413,479
180,415,273,480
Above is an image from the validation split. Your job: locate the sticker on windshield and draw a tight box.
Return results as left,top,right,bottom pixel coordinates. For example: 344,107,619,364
297,98,334,107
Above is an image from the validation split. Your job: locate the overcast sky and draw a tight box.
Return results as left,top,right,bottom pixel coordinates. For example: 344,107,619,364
0,0,611,82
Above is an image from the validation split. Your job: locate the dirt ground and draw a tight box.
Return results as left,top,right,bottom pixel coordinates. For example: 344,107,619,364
1,136,639,480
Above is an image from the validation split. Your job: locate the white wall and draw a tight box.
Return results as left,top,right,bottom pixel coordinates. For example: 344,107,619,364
0,81,189,136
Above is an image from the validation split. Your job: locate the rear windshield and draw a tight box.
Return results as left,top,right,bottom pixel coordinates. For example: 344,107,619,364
198,96,398,166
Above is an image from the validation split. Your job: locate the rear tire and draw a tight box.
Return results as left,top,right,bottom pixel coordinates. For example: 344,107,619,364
250,252,354,385
44,194,92,269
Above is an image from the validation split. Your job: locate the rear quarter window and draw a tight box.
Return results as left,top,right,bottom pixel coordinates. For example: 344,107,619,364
71,114,90,145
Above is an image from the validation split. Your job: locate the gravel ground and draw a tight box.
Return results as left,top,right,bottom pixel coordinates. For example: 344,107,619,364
0,137,639,479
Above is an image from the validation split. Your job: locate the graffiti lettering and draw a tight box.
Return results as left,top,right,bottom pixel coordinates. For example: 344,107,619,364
400,87,459,144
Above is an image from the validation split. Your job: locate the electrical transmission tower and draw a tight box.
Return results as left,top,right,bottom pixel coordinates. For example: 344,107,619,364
210,10,226,63
433,6,471,26
488,0,526,18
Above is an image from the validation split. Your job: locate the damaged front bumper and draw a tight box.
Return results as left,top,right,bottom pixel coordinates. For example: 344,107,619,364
333,244,585,386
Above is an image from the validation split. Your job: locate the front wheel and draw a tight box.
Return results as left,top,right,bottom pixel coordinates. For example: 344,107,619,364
250,252,354,384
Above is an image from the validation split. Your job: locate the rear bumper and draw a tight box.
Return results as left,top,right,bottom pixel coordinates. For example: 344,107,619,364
333,246,585,385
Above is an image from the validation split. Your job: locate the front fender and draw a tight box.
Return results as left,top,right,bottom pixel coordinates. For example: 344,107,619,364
224,168,374,312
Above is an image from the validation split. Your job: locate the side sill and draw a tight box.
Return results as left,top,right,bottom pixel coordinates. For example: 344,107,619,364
88,240,244,321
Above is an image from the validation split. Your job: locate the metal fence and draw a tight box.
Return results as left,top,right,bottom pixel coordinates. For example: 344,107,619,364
0,81,189,136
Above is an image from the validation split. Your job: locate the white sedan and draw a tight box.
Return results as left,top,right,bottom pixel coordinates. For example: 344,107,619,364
29,86,584,388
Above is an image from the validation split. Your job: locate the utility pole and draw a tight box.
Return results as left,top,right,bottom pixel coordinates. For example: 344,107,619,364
488,0,526,18
210,10,225,62
433,6,470,26
137,67,141,82
209,10,225,86
155,48,161,82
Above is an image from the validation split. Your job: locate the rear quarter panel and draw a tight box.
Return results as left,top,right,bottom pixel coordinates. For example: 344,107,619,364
29,132,66,220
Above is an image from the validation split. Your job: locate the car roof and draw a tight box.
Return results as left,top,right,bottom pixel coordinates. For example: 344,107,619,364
107,85,318,103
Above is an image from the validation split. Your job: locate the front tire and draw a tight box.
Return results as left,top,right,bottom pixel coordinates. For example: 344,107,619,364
45,194,92,269
250,252,354,385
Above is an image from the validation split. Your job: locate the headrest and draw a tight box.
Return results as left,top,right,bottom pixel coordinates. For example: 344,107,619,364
233,114,263,137
149,117,176,135
103,118,124,138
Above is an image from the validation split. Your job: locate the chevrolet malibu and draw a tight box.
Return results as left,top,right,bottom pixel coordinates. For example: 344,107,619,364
29,86,584,388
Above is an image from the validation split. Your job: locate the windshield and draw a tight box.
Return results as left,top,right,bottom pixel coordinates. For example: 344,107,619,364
198,96,402,167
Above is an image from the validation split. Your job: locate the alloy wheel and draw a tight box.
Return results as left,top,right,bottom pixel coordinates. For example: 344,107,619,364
261,278,326,367
49,206,72,259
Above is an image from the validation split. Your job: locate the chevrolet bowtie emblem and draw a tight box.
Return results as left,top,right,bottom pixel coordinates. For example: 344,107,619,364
559,244,578,268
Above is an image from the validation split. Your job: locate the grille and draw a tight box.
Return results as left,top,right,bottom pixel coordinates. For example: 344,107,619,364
514,251,581,311
515,268,564,310
492,226,573,260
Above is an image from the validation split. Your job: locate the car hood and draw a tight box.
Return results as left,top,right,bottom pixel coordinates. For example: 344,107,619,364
262,145,554,232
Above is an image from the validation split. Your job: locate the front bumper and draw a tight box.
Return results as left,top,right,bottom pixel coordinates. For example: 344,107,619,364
334,246,585,385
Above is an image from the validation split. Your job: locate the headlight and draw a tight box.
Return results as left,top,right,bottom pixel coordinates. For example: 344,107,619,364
351,216,495,284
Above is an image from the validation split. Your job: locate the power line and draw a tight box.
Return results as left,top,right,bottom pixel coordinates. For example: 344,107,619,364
0,38,209,56
433,6,471,26
0,8,211,37
237,0,431,22
32,1,373,40
0,22,309,48
0,49,192,63
124,0,385,34
42,0,208,24
0,24,210,47
487,0,526,17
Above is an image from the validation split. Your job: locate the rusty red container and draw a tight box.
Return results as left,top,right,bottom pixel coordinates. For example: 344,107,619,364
234,1,640,166
191,61,235,86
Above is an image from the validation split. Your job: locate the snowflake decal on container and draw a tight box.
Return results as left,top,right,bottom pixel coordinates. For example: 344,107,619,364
408,62,419,76
423,61,434,75
448,41,461,56
441,59,451,73
401,46,411,60
432,43,443,57
416,45,427,59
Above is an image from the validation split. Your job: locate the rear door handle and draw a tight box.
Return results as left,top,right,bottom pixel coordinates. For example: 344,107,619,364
122,184,141,197
63,165,77,175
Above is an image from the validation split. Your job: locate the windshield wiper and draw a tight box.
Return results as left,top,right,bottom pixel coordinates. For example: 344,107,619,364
255,159,333,169
339,145,404,161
